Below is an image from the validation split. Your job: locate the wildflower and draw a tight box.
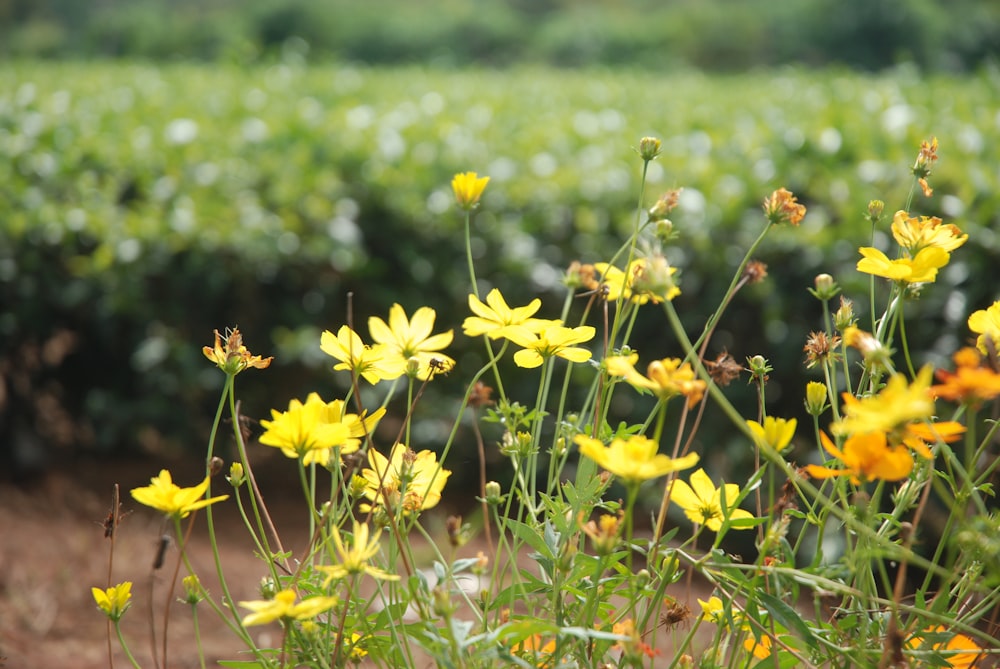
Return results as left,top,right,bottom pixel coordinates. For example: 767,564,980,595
832,367,936,441
743,631,773,660
345,633,368,660
891,210,968,254
762,187,806,226
605,354,707,407
805,431,913,484
318,519,400,584
907,624,982,668
868,199,886,224
131,470,228,519
368,304,454,380
594,258,676,303
803,330,841,369
698,596,725,624
239,589,338,627
856,245,950,284
203,328,272,375
181,574,203,605
810,273,840,301
833,296,856,332
506,323,595,369
968,300,1000,355
932,347,1000,405
580,511,624,555
575,434,699,484
841,326,889,368
462,288,552,340
648,188,682,221
742,259,768,284
259,393,382,467
912,137,938,197
92,582,132,621
320,325,405,384
805,381,829,416
668,468,754,532
746,416,797,453
638,136,662,161
451,171,489,210
360,443,451,515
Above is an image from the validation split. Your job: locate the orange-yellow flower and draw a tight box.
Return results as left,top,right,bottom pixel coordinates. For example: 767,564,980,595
932,347,1000,405
203,328,272,375
762,187,806,226
605,354,706,407
907,624,982,668
890,210,967,254
805,431,913,484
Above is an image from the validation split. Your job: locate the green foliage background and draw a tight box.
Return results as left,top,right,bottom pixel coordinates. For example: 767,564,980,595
2,60,998,486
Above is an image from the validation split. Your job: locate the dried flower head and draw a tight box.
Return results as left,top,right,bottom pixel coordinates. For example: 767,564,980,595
705,350,742,387
203,328,273,375
742,260,768,284
803,331,842,368
649,188,683,221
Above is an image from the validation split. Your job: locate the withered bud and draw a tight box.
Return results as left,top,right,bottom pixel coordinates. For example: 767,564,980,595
705,350,742,387
742,260,768,285
209,456,225,477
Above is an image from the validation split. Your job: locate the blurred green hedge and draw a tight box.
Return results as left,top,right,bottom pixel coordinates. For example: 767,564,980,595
2,62,998,483
2,0,999,72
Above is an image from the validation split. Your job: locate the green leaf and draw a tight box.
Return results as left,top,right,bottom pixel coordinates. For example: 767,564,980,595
757,591,817,649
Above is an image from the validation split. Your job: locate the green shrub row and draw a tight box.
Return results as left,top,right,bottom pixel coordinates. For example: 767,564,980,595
1,62,997,480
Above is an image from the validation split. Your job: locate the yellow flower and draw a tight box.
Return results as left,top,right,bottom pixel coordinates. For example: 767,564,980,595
346,633,368,660
932,347,1000,405
92,582,132,621
361,443,451,515
462,288,552,340
907,625,982,668
856,245,950,284
575,434,699,484
505,323,595,369
320,325,406,385
368,304,454,380
762,187,806,226
698,596,725,624
131,470,228,519
831,368,935,439
605,354,706,406
203,328,272,375
239,589,338,627
746,416,797,453
668,468,754,532
805,431,913,484
259,393,382,466
968,300,1000,355
890,210,967,254
451,171,490,210
317,520,400,584
805,381,829,416
743,632,773,660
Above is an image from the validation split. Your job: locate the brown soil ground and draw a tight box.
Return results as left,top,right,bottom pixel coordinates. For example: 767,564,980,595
0,457,722,669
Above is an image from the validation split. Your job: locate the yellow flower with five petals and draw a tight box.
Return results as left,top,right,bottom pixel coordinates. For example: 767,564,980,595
968,300,1000,355
575,434,699,484
131,470,228,519
462,288,553,340
368,304,454,380
259,393,384,466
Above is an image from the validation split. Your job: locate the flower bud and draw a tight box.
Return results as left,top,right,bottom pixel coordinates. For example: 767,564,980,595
181,574,203,605
805,381,828,416
867,199,885,224
746,355,772,380
349,474,369,498
833,296,856,332
227,462,246,488
484,481,504,505
638,136,662,161
209,456,225,477
810,273,840,301
653,219,675,244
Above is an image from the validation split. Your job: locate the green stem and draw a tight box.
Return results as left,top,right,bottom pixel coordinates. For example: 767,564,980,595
113,621,143,669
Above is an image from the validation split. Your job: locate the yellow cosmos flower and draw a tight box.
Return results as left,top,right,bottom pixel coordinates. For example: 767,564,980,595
361,443,451,515
317,520,400,584
746,416,797,453
831,368,935,439
451,171,489,210
805,430,913,484
907,625,983,668
259,393,383,466
698,596,725,624
605,354,706,407
932,347,1000,404
368,304,454,380
239,589,338,627
202,327,273,375
131,470,228,519
574,434,699,484
668,468,754,532
320,325,406,385
743,632,773,660
856,245,950,284
92,581,132,621
506,323,595,369
462,288,552,340
968,300,1000,355
890,210,968,254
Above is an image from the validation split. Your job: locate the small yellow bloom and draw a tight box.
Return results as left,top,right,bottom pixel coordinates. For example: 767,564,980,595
907,624,982,668
462,288,552,340
762,187,806,226
361,443,451,515
805,381,829,416
746,416,796,453
505,323,595,369
259,393,355,466
320,325,406,384
605,354,706,407
968,300,1000,355
856,245,950,284
317,520,400,584
832,368,935,438
239,589,338,626
594,258,677,304
369,304,454,380
668,468,754,532
131,470,228,519
890,210,968,254
575,434,699,484
92,581,132,621
451,171,490,210
698,596,725,624
202,328,272,375
805,431,913,484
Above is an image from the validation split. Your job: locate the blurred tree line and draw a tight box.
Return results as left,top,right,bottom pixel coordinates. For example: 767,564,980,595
1,0,997,71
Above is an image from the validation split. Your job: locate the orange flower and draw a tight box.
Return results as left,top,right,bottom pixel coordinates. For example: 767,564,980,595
806,431,913,484
203,328,272,375
762,187,806,226
932,347,1000,405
